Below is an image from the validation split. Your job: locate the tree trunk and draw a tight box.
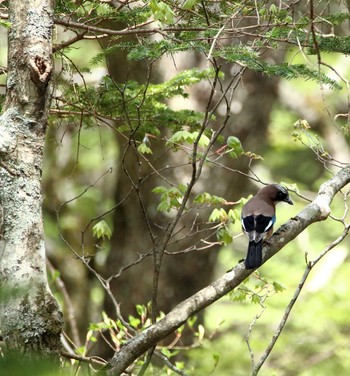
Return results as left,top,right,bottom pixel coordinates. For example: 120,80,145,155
0,0,63,353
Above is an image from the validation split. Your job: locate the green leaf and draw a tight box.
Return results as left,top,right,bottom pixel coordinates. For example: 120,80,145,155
251,294,261,304
175,361,185,370
166,130,210,149
193,131,210,147
209,208,227,222
193,192,226,205
153,184,186,212
197,324,205,341
187,316,197,328
0,20,11,28
161,348,179,358
227,136,244,158
136,304,147,317
177,324,185,334
157,200,171,213
86,329,96,343
269,4,278,14
230,288,248,302
128,315,141,328
217,226,233,245
228,209,239,223
92,220,112,240
152,186,168,194
166,130,192,145
150,0,175,24
137,143,153,155
212,353,220,368
50,269,61,283
182,0,200,10
116,320,126,330
209,208,221,222
178,183,188,194
272,281,286,293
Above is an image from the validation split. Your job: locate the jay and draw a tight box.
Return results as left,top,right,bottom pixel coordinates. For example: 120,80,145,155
241,184,293,269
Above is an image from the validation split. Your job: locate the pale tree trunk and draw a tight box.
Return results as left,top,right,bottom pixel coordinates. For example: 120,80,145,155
0,0,63,353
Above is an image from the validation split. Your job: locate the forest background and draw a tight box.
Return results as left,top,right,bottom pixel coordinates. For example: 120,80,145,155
1,0,350,375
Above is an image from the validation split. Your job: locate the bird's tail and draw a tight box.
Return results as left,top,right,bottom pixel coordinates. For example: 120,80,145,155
245,241,263,269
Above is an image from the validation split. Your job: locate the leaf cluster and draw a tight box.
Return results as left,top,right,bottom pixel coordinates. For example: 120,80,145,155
230,274,285,305
152,184,188,213
92,220,112,240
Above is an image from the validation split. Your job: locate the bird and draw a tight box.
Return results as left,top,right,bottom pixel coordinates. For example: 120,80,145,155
241,184,293,269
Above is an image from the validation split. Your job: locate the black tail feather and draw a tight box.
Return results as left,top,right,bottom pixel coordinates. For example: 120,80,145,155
245,241,263,269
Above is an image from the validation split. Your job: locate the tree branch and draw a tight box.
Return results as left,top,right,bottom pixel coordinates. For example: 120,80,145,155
106,164,350,375
252,220,350,375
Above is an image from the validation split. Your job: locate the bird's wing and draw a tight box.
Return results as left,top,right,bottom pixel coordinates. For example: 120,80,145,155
255,214,275,233
242,214,275,243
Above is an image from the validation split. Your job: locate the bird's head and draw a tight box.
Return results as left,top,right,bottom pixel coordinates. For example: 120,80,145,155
270,184,293,205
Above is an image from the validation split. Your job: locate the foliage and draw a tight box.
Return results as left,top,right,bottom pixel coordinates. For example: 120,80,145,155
2,0,350,375
55,67,216,138
48,0,350,373
152,184,188,213
92,220,112,240
230,273,285,305
78,308,207,375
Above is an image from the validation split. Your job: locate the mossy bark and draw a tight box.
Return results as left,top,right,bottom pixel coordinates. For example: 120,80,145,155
0,0,63,353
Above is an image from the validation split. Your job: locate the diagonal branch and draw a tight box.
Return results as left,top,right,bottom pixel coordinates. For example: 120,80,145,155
252,220,350,376
106,164,350,375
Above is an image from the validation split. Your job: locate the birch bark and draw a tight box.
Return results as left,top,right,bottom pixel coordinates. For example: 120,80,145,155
0,0,63,353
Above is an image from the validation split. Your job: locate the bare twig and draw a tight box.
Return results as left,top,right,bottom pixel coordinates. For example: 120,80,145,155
47,259,82,347
60,350,107,366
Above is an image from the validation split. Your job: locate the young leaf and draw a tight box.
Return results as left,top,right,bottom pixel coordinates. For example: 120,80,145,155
209,208,227,222
193,131,210,147
272,281,286,293
0,20,11,28
251,294,261,304
152,186,168,194
150,0,175,24
128,315,141,328
137,143,153,155
187,316,197,328
217,226,233,245
230,288,248,302
227,136,244,158
228,209,239,223
197,324,205,342
92,220,112,240
161,348,179,358
175,361,185,370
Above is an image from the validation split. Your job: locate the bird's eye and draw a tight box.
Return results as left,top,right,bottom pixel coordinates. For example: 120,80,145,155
277,191,286,200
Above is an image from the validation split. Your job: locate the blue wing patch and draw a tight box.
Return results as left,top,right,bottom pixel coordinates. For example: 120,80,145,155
255,214,275,233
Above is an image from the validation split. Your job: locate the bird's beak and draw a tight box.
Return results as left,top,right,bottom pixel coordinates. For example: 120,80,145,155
285,197,293,205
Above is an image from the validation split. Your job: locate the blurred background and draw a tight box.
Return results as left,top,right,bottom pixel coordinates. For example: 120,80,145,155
1,1,350,375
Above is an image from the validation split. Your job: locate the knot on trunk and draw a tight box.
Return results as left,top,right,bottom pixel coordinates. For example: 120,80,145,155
29,55,52,84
